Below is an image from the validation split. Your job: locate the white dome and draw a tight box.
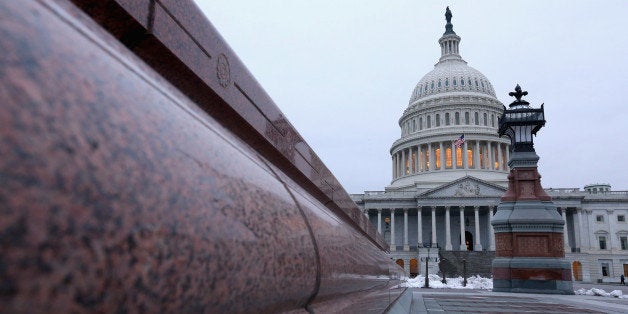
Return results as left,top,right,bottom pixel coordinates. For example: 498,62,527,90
409,59,496,105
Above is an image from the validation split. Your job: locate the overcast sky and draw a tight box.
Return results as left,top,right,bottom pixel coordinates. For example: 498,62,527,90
195,1,628,194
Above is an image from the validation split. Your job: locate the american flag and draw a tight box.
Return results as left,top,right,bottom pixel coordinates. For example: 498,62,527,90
454,134,465,148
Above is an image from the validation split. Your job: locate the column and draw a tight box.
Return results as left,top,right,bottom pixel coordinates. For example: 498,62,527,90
445,206,452,250
607,209,616,250
401,149,406,176
575,207,583,250
415,145,420,173
487,141,493,170
377,209,382,234
560,208,570,251
428,143,433,171
505,148,510,166
488,206,496,251
459,206,466,250
439,142,444,170
474,141,480,169
463,140,468,169
431,206,437,246
586,209,595,250
497,143,503,171
390,209,396,251
474,206,482,251
417,207,423,245
403,208,409,251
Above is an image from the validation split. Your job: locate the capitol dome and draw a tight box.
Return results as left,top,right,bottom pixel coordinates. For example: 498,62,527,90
389,7,509,191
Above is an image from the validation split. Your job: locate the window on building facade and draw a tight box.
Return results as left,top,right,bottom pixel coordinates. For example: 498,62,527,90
445,148,452,168
456,147,463,167
597,215,604,222
465,112,469,124
435,148,441,169
427,116,431,128
494,147,499,169
419,117,423,130
436,114,440,127
412,119,416,132
599,236,607,250
491,114,495,127
445,78,449,87
483,113,487,126
455,112,460,125
419,151,424,171
445,113,450,125
602,263,610,276
411,153,416,173
479,146,485,169
618,215,625,222
438,80,441,88
621,236,628,250
453,78,457,86
474,112,479,125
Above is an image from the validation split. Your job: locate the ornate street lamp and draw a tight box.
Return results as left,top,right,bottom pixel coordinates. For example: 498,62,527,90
491,85,573,294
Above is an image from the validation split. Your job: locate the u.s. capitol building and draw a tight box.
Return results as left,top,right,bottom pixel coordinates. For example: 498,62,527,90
351,8,628,283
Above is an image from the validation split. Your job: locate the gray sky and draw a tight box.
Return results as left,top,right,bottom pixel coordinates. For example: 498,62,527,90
195,1,628,194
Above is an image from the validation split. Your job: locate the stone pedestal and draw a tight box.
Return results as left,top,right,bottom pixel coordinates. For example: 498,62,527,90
491,151,574,294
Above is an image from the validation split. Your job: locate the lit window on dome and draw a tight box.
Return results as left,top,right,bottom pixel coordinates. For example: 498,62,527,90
494,147,499,169
435,148,441,169
467,147,473,168
445,148,452,168
456,147,463,167
425,150,429,169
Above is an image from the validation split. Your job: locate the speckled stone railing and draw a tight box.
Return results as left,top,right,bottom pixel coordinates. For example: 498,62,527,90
0,0,405,313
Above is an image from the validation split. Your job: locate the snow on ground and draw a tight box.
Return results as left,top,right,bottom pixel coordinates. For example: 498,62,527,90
575,287,628,299
399,274,492,290
400,275,628,299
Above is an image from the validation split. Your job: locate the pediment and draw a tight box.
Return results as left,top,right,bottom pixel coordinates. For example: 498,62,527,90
418,176,506,198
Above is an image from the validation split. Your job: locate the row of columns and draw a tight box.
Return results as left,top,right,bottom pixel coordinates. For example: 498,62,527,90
392,140,509,179
374,206,496,252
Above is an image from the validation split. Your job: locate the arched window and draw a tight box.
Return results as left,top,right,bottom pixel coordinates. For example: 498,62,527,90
445,78,449,87
435,114,440,127
446,148,452,168
453,78,457,86
465,112,470,124
475,78,479,89
474,112,479,125
412,119,416,132
445,112,450,125
431,81,434,89
483,113,487,126
494,146,499,169
468,78,472,86
491,114,495,127
438,80,442,88
427,115,431,128
461,77,465,86
455,112,460,125
419,117,423,130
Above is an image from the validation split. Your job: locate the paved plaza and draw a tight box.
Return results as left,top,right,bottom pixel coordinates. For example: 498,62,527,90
407,283,628,313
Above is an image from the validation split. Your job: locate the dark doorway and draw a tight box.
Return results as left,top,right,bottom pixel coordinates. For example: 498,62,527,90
465,231,473,251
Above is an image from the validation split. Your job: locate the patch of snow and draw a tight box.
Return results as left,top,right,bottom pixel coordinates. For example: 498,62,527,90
573,288,628,298
399,274,492,290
